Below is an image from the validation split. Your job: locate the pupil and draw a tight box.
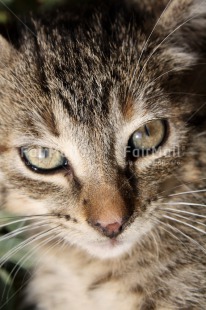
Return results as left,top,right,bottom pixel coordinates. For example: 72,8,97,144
39,148,50,159
145,125,150,137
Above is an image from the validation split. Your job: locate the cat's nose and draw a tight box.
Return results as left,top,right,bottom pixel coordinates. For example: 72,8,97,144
83,183,134,238
94,220,123,238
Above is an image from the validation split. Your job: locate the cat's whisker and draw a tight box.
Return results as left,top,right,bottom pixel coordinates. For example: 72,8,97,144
163,214,206,235
151,217,194,257
188,101,206,122
0,220,50,243
2,230,63,306
159,208,206,219
0,226,59,268
0,214,52,228
14,230,62,275
1,230,63,309
149,230,160,260
147,68,186,85
162,211,206,228
146,62,206,94
196,131,206,137
171,174,206,203
169,189,206,197
137,11,205,89
157,177,206,198
162,202,206,207
0,0,36,37
152,217,182,242
127,0,173,93
157,217,206,254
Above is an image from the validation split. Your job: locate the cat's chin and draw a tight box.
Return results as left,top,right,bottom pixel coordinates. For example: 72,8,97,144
79,238,135,260
66,219,154,259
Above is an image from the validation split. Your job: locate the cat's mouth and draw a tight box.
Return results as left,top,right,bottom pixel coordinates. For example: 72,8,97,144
110,238,119,246
96,237,122,249
92,237,122,248
81,236,136,259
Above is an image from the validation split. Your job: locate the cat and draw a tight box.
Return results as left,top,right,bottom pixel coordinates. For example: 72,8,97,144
0,0,206,309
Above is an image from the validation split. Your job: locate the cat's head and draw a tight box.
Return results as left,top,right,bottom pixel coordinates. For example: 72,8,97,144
0,0,206,259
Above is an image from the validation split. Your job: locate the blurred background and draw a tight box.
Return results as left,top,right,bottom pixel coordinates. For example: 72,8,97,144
0,1,90,309
0,0,91,24
0,0,65,23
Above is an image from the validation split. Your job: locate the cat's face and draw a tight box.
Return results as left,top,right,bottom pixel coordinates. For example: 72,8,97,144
0,0,206,259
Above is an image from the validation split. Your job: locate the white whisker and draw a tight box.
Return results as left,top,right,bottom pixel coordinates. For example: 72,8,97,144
169,189,206,197
162,202,206,207
1,229,63,309
137,12,205,89
163,215,206,235
0,221,49,243
0,0,36,37
160,208,206,219
187,102,206,122
0,215,51,229
158,177,206,199
128,0,173,93
171,174,206,204
196,131,206,137
149,231,160,259
148,68,185,85
163,211,206,228
153,217,184,242
0,227,59,268
157,218,206,254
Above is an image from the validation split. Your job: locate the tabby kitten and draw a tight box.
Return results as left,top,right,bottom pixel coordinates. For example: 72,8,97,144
0,0,206,309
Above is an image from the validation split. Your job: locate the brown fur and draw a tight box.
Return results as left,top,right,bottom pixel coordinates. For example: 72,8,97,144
122,97,135,120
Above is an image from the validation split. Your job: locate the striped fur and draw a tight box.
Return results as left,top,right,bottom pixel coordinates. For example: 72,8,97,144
0,0,206,309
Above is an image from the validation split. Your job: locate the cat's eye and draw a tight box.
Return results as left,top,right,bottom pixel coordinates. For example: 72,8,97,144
127,120,167,158
21,146,68,173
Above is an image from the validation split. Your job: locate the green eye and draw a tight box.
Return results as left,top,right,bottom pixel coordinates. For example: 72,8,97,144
128,120,167,158
21,146,68,173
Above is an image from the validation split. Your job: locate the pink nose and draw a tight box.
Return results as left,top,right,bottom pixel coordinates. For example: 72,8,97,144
94,221,123,238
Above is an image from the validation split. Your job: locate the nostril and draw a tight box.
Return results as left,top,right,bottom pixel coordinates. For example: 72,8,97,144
94,222,101,227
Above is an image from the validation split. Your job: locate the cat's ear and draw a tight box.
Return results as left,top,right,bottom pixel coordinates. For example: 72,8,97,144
156,0,206,122
157,0,206,50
